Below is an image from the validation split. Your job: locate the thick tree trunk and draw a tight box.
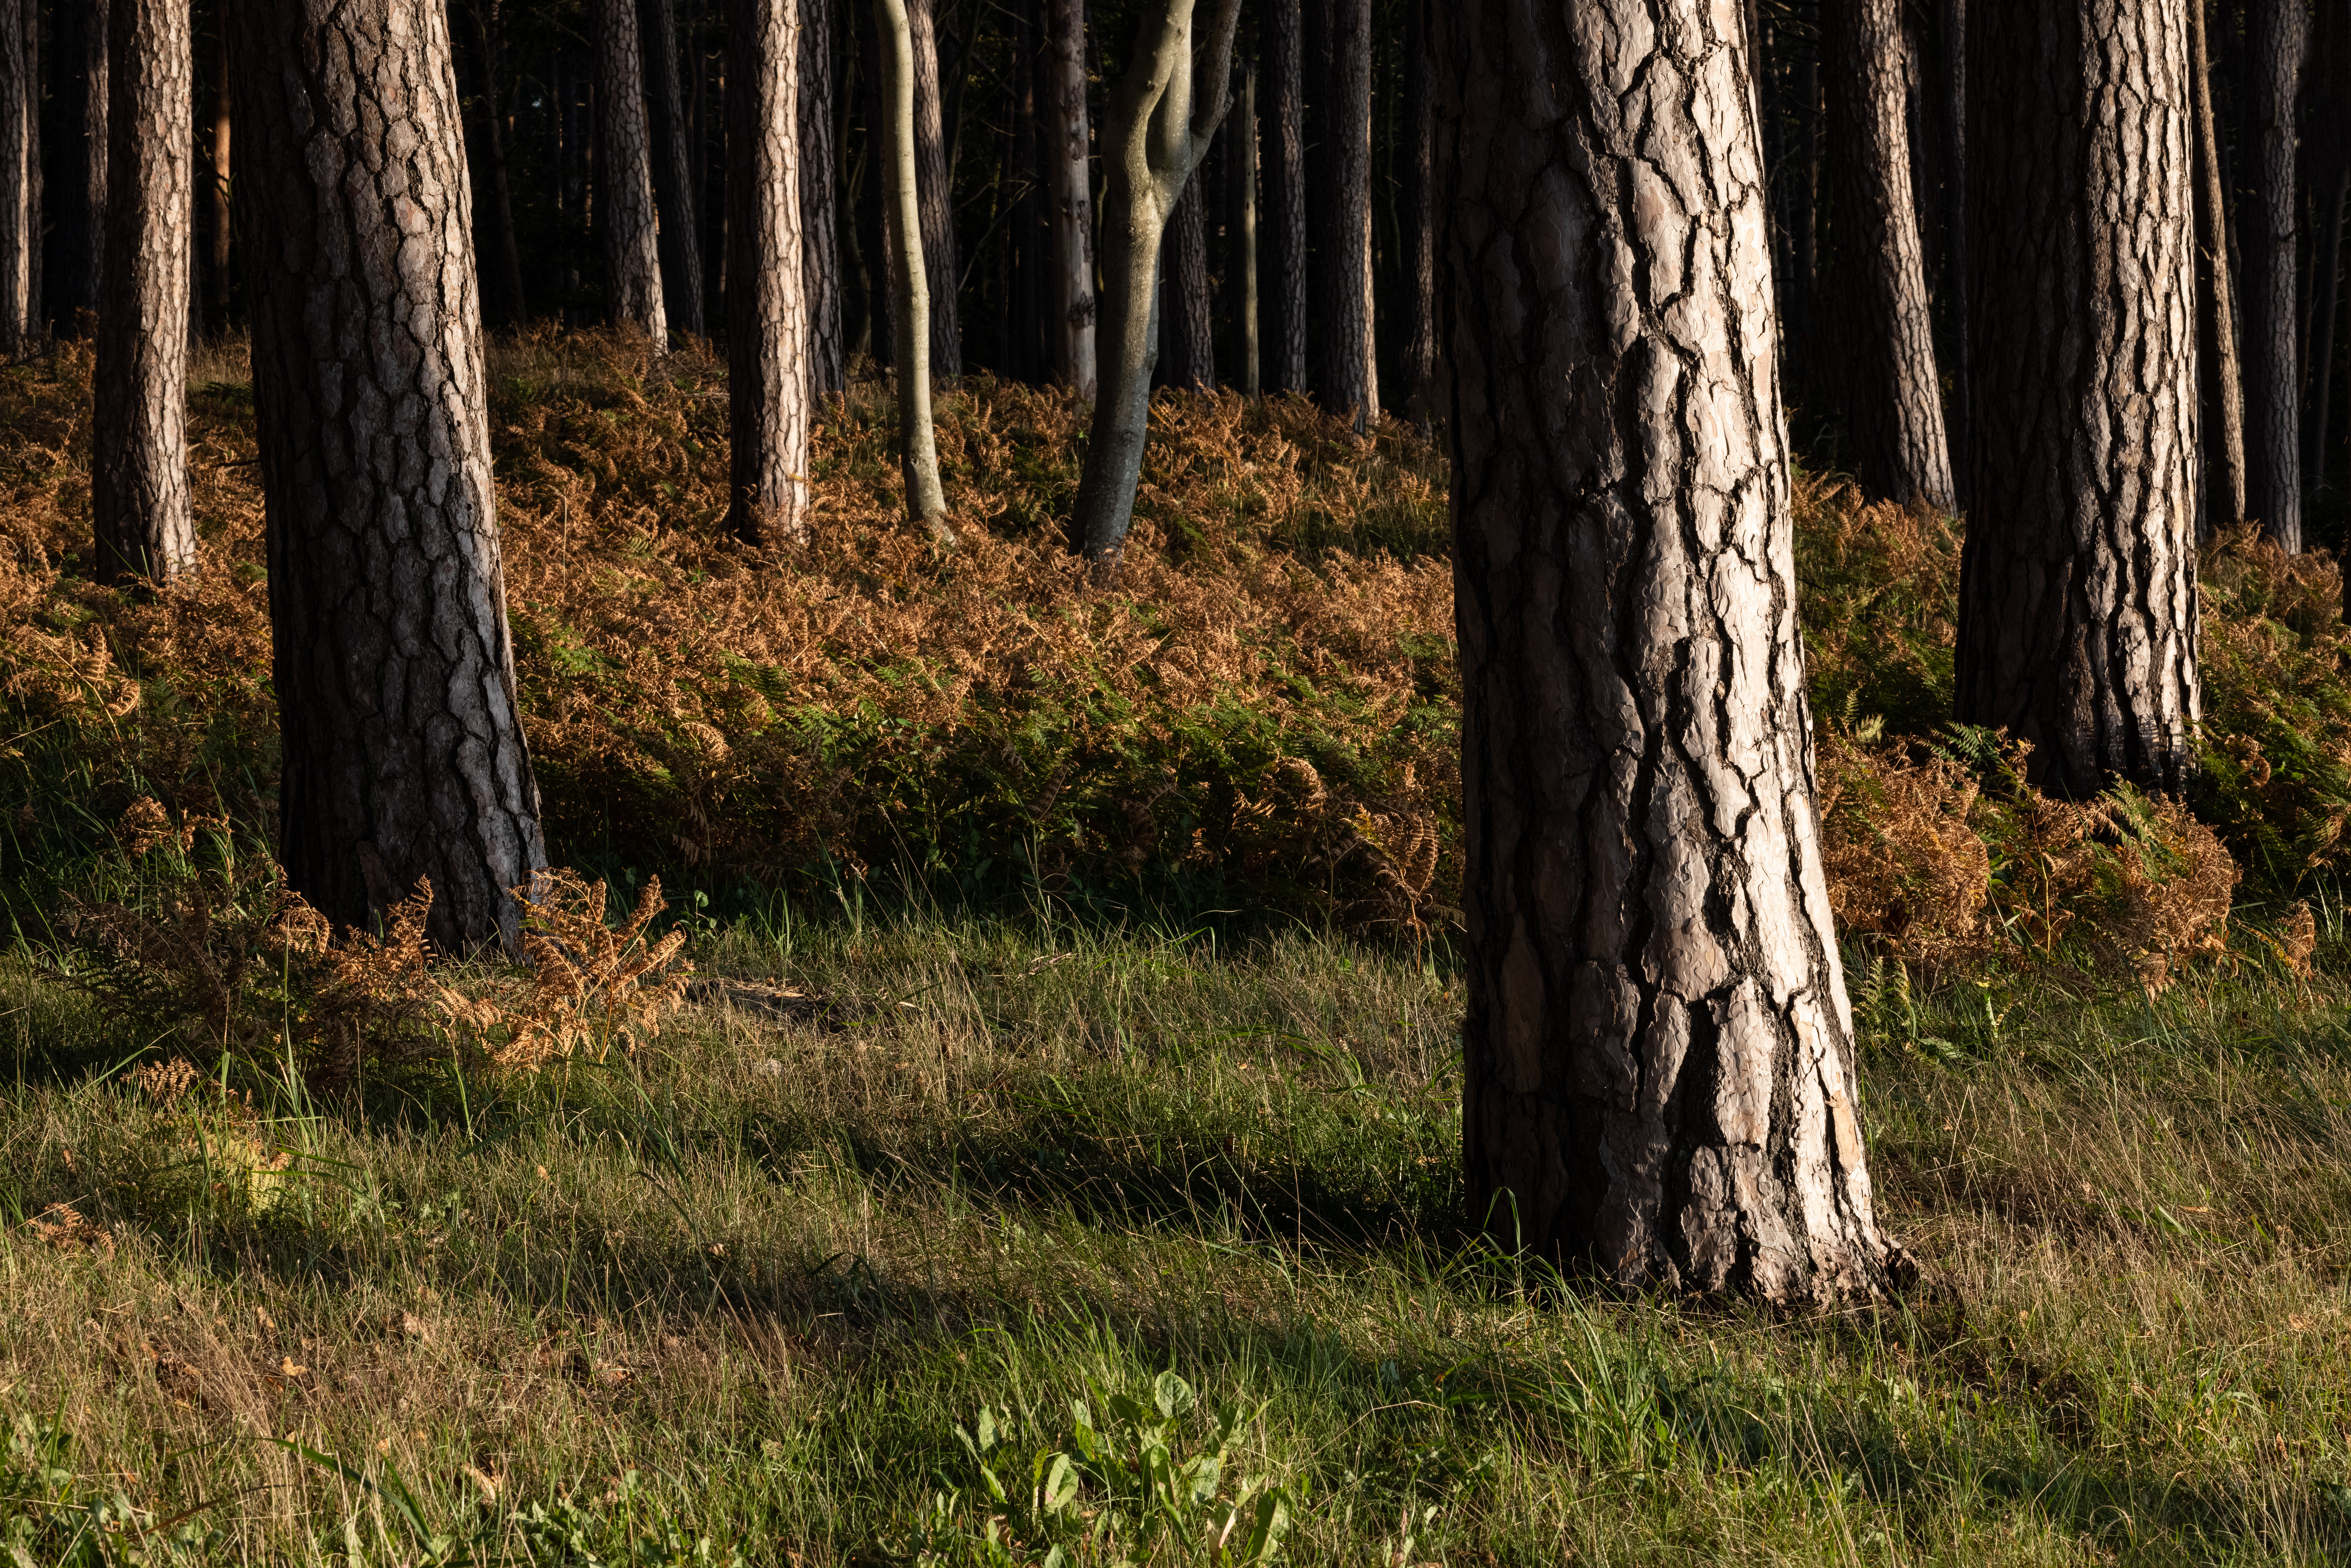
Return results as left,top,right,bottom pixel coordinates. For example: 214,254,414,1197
462,0,530,327
1306,0,1370,427
1958,0,2200,800
905,0,961,377
94,0,194,588
229,0,548,956
595,0,668,347
1938,0,1969,504
727,0,812,545
801,0,846,394
1397,0,1433,429
1070,0,1244,569
1161,168,1214,390
0,0,35,353
1437,0,1901,1302
1823,0,1953,509
1260,0,1306,395
1041,0,1093,397
2243,0,2302,548
641,0,706,336
1227,64,1257,395
2191,0,2247,533
876,0,951,540
44,0,104,334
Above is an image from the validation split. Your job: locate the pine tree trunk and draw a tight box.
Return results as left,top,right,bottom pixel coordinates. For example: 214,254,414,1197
229,0,549,956
1162,168,1214,390
461,0,530,327
906,0,961,377
94,0,194,588
727,0,812,545
1260,0,1306,395
2243,0,2302,549
1398,0,1433,429
595,0,669,347
858,0,898,368
1939,0,1970,504
1006,0,1047,385
1437,0,1902,1302
2191,0,2247,531
1228,64,1258,395
641,0,706,336
1042,0,1094,398
876,0,950,539
1789,19,1819,403
1823,0,1953,508
1958,0,2200,799
1306,0,1370,427
0,0,35,354
44,0,104,334
801,0,846,394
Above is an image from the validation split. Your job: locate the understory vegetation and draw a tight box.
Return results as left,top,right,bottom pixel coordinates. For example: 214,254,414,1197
2,336,2349,1563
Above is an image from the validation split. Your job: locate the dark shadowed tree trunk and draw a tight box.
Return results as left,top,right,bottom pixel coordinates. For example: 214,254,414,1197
207,26,230,318
1437,0,1902,1302
1006,0,1047,384
1397,0,1433,428
1939,0,1970,504
44,0,105,333
906,0,961,376
727,0,811,544
2190,0,2245,533
1306,0,1370,426
0,0,35,353
1042,0,1093,396
2305,9,2348,496
1228,63,1257,394
1958,0,2200,799
1822,0,1953,508
2243,0,2302,548
641,0,706,335
94,0,194,587
801,0,846,395
1260,0,1305,395
595,0,668,347
858,0,898,367
460,0,529,327
1161,168,1214,390
229,0,549,956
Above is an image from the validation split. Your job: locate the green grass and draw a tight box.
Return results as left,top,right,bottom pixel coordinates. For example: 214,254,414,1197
5,904,2350,1565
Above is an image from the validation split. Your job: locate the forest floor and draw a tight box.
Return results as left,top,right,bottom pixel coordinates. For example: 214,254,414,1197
1,333,2348,1563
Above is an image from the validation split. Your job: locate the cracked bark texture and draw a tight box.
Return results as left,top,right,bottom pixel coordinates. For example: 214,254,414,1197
94,0,196,587
801,0,847,396
1162,167,1214,390
727,0,812,546
1822,0,1952,509
0,0,34,354
47,0,107,333
1958,0,2199,799
1306,0,1370,426
907,0,961,377
2243,0,2301,548
2190,0,2245,533
230,0,549,956
1260,0,1306,394
1043,0,1094,397
595,0,668,348
640,0,705,336
1436,0,1899,1300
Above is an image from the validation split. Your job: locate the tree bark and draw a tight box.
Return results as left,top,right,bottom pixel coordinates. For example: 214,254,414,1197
1938,0,1969,504
2243,0,2302,548
44,0,105,334
1306,0,1370,427
2190,0,2246,533
1958,0,2200,800
641,0,706,336
1070,0,1244,569
1041,0,1094,398
727,0,812,546
858,0,898,368
1228,64,1257,395
1161,167,1214,390
229,0,549,956
876,0,951,541
1822,0,1953,509
1438,0,1901,1302
1397,0,1433,429
1260,0,1306,395
94,0,194,588
905,0,961,377
595,0,668,348
1789,18,1819,403
801,0,846,394
0,0,35,353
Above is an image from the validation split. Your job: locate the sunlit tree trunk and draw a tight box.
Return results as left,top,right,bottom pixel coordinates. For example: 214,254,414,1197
876,0,950,541
1228,64,1257,395
727,0,812,544
0,0,36,354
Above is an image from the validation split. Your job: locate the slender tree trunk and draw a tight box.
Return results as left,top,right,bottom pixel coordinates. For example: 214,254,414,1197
1938,0,1969,504
461,0,529,327
204,24,230,319
44,0,104,334
1397,0,1433,429
1042,0,1094,398
1437,0,1902,1302
1822,0,1953,508
801,0,846,394
1007,0,1046,385
727,0,812,545
2314,173,2347,492
595,0,668,347
2243,0,2302,548
560,57,585,307
1228,64,1257,395
95,0,194,588
1260,0,1306,395
0,0,35,353
1306,0,1370,427
229,0,548,955
641,0,705,336
1959,0,2200,799
2191,0,2247,533
1162,168,1214,390
905,0,960,377
1789,16,1819,404
876,0,950,541
2305,11,2348,497
1070,0,1245,569
858,0,898,367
